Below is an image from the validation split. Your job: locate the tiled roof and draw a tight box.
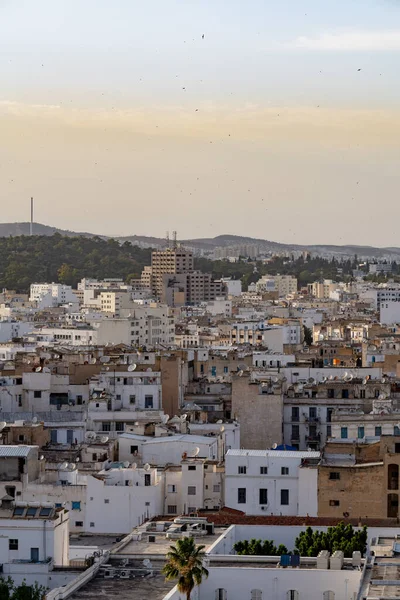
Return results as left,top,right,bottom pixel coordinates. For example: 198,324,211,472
0,446,36,457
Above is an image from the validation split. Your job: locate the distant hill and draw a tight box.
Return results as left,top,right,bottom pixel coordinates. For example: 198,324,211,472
1,222,400,259
0,222,105,239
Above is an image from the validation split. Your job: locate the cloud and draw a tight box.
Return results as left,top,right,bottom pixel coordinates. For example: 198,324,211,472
289,29,400,51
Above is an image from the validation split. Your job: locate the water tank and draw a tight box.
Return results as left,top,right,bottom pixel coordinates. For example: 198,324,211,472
352,551,362,567
317,550,330,570
330,550,344,570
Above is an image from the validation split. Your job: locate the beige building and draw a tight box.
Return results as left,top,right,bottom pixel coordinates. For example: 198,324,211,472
318,436,400,520
231,372,283,449
308,280,338,299
150,247,194,298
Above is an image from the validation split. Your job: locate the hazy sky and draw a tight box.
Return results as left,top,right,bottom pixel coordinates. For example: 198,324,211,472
1,0,400,245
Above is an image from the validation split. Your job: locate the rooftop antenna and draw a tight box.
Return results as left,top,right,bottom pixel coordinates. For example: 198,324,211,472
166,231,170,248
172,230,177,249
30,197,34,236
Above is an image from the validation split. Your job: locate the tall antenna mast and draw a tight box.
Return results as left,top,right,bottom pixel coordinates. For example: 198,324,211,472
166,231,170,248
30,197,34,236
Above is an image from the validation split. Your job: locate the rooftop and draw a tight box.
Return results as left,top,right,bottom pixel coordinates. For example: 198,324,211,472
226,449,320,459
69,573,174,600
0,445,37,458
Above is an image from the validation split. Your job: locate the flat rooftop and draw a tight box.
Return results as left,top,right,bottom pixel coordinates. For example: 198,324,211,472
117,529,226,557
69,574,174,600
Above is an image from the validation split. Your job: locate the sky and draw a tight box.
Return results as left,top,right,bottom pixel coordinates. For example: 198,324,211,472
1,0,400,246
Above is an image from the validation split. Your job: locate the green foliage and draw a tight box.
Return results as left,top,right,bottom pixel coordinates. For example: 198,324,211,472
0,235,152,292
0,577,46,600
303,325,313,346
162,537,209,600
233,538,287,556
295,523,368,558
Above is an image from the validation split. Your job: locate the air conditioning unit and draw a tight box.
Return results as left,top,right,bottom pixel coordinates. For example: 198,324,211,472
148,535,156,543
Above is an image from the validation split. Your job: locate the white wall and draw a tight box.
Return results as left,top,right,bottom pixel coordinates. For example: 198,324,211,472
380,301,400,325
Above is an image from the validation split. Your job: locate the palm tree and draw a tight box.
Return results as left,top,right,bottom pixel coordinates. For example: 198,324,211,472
162,536,209,600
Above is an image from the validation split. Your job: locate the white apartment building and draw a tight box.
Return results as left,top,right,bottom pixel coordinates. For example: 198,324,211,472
0,501,69,588
32,326,95,346
118,433,219,466
360,285,400,310
29,283,78,308
263,324,302,352
204,299,232,317
224,449,319,516
380,300,400,325
0,321,35,344
164,459,224,516
220,278,242,296
85,465,162,533
89,370,162,412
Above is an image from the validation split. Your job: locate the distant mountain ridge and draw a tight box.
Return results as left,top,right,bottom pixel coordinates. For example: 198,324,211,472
0,222,399,258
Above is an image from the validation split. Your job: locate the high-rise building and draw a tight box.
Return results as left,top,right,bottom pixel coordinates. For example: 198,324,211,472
150,248,194,298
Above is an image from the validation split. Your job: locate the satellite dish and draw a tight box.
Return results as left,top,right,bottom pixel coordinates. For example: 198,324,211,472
134,421,139,426
0,422,7,432
144,463,151,471
146,367,152,372
85,431,97,442
180,414,187,422
238,370,243,377
100,436,109,443
132,462,137,470
100,356,110,363
92,393,99,399
105,366,110,371
216,419,223,424
56,463,64,470
60,462,69,470
123,461,130,468
43,367,51,374
128,364,137,372
90,358,97,365
32,417,38,424
143,559,152,568
192,447,200,457
307,377,315,384
272,443,278,449
328,375,334,380
35,366,42,373
161,414,170,424
220,426,225,432
362,378,367,385
68,463,76,471
273,376,279,383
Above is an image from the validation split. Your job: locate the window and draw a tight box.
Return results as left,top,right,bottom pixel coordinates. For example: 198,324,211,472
145,474,151,487
287,592,299,600
71,501,81,511
341,427,348,439
188,465,196,471
215,589,227,600
55,503,62,508
291,406,299,422
395,426,400,436
341,389,349,399
327,425,332,437
238,488,246,504
39,507,52,517
90,522,95,528
281,489,289,505
50,430,58,443
130,445,138,454
26,507,37,517
168,485,176,493
327,388,335,398
213,484,221,492
18,434,25,442
375,426,382,436
238,466,247,474
309,407,317,419
224,366,228,374
129,395,136,404
329,472,340,480
102,422,111,432
9,539,18,550
77,395,83,405
281,467,289,475
259,489,268,505
34,391,42,399
358,426,365,439
188,486,196,495
291,425,300,441
360,389,365,399
116,422,124,432
323,592,335,600
329,500,340,506
260,466,268,475
251,591,262,600
168,505,177,514
75,521,83,527
104,499,110,504
145,395,153,409
327,408,333,422
13,507,24,516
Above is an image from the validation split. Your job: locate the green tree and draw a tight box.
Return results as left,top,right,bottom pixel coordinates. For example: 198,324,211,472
295,523,367,558
303,325,313,346
233,538,287,556
0,578,46,600
162,537,209,600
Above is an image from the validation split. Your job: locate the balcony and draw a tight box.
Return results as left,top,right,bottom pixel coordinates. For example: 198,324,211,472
306,433,321,442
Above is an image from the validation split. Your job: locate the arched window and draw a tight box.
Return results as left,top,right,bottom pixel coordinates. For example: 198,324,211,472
388,464,399,490
251,590,262,600
287,592,299,600
323,592,335,600
215,590,227,600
